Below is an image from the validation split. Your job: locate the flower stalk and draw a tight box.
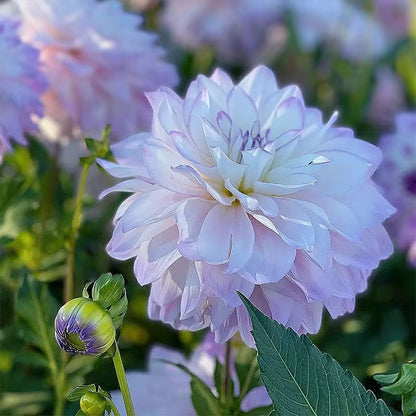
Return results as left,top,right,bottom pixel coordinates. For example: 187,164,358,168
221,340,232,408
65,162,91,303
112,342,135,416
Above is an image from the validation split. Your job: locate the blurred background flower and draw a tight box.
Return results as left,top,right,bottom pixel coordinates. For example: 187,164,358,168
111,333,270,415
161,0,285,65
286,0,388,62
0,18,46,162
367,68,405,130
375,112,416,267
15,0,178,142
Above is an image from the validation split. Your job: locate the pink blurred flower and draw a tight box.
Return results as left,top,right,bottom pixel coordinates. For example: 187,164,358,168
162,0,284,64
111,333,271,415
0,19,46,162
373,0,411,41
16,0,178,141
99,66,394,346
375,112,416,266
367,68,405,130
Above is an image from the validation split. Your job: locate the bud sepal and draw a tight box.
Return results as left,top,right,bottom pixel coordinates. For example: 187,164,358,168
82,273,128,330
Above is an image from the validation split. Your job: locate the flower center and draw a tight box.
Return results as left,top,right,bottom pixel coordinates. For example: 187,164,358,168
66,331,86,353
403,170,416,195
241,130,269,151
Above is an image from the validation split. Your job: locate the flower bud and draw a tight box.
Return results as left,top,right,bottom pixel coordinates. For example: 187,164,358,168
82,273,128,330
54,297,115,355
80,391,107,416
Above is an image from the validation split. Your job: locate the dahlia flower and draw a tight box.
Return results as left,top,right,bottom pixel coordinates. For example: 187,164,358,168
0,19,46,162
99,66,394,345
111,334,271,415
375,112,416,266
287,0,388,62
16,0,178,141
162,0,284,64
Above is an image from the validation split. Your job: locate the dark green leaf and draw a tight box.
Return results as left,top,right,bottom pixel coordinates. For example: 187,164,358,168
374,373,400,386
375,363,416,416
162,361,221,416
67,385,96,401
239,294,392,416
16,277,60,366
191,377,221,416
241,405,274,415
214,358,223,397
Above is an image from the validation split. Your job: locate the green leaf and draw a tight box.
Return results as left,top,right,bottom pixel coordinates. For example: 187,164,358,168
241,405,274,415
191,377,221,416
67,385,96,401
375,363,416,416
239,294,392,416
16,277,60,367
214,358,223,396
374,373,400,385
162,361,221,416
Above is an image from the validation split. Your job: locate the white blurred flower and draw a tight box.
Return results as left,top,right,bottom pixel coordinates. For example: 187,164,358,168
16,0,178,141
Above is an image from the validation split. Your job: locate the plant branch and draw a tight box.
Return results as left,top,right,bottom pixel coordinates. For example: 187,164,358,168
65,162,91,303
112,342,135,416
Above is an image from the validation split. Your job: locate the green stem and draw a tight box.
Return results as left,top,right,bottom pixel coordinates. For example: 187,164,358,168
109,400,121,416
221,340,232,407
53,368,66,416
65,163,91,303
112,342,135,416
239,356,258,402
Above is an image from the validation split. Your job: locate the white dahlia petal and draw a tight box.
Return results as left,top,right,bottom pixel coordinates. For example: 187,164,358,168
101,65,394,345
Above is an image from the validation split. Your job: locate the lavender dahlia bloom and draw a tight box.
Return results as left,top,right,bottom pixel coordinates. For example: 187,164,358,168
55,297,115,355
99,66,394,346
162,0,283,64
375,112,416,266
0,19,46,162
16,0,178,141
111,334,271,415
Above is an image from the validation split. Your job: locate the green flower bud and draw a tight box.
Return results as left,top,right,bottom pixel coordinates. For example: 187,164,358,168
80,391,107,416
83,273,128,330
55,297,115,355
